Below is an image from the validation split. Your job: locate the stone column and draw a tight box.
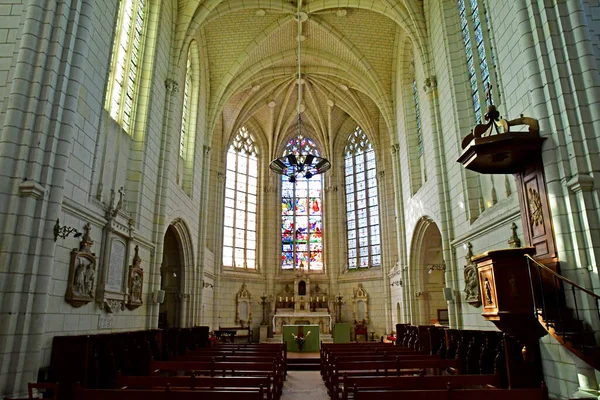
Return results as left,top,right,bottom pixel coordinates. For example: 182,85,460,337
0,0,93,395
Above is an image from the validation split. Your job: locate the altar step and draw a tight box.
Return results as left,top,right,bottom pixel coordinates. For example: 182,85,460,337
287,357,321,371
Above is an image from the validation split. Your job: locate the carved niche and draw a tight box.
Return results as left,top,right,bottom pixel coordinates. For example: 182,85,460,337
65,224,97,307
236,283,252,327
96,187,134,313
126,245,143,310
352,283,369,324
463,242,481,307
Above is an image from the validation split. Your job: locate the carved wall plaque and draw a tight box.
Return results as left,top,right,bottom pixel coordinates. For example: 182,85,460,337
107,239,126,291
65,224,97,307
126,245,144,310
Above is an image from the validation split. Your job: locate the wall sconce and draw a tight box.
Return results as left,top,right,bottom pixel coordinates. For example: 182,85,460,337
202,280,214,289
53,219,83,241
427,263,446,274
390,280,402,287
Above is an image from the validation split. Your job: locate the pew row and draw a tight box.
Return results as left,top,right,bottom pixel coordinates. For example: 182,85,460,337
350,387,548,400
74,387,264,400
340,374,502,400
115,375,277,400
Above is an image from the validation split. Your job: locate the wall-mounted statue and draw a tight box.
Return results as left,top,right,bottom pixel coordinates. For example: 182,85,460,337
65,223,97,307
236,283,252,327
463,242,481,307
352,283,369,324
126,245,143,310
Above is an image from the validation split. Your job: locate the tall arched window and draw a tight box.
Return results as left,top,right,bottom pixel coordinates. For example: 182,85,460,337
345,127,381,269
178,41,199,195
105,0,147,133
180,52,192,159
281,135,323,271
222,127,257,269
457,0,498,123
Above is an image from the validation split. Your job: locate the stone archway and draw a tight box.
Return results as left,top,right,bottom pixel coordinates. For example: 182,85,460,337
160,219,195,328
409,217,447,326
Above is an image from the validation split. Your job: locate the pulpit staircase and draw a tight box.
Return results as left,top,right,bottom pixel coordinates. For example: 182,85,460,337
525,255,600,371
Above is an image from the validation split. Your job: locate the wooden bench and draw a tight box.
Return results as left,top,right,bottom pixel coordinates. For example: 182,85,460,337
326,358,460,399
116,375,276,400
350,387,548,400
148,360,283,398
341,374,501,400
74,387,264,400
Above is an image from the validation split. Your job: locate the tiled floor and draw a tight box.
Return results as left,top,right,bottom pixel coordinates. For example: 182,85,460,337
281,371,330,400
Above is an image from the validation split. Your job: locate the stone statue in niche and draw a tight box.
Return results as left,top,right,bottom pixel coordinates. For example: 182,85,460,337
352,283,369,324
236,283,252,327
66,223,97,307
126,245,144,310
463,242,481,307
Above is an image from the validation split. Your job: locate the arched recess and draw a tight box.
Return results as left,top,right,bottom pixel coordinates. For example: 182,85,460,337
160,219,195,328
408,217,447,326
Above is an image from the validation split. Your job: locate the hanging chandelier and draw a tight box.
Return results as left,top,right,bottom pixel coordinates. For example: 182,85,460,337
269,4,331,182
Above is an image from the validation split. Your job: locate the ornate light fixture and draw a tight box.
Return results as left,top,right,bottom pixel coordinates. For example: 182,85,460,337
269,4,330,182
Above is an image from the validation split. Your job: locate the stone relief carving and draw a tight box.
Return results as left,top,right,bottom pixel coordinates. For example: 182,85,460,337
527,186,543,227
65,223,97,307
126,245,144,310
463,242,481,307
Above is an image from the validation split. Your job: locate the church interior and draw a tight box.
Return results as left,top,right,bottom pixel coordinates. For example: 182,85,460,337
0,0,599,399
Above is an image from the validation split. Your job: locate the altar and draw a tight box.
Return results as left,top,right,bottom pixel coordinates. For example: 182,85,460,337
282,325,320,352
273,311,332,335
273,273,333,336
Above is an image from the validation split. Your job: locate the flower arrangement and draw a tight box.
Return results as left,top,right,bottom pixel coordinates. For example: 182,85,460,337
291,330,311,349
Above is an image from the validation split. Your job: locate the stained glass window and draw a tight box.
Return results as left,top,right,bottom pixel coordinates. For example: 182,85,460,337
180,51,192,159
281,135,323,271
105,0,147,133
223,127,257,269
345,127,381,269
458,0,496,123
413,79,423,156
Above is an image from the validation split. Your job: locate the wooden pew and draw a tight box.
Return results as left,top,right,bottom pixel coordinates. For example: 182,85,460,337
350,387,548,400
148,360,283,398
327,358,460,399
115,375,276,400
74,387,264,400
340,374,502,400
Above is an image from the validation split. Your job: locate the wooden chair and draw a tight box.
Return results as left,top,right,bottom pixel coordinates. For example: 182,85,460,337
354,324,368,342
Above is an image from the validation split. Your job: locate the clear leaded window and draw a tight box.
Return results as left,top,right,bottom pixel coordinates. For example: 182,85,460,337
222,127,257,269
458,0,496,123
344,127,381,269
180,52,192,158
105,0,147,133
413,79,423,156
281,135,323,271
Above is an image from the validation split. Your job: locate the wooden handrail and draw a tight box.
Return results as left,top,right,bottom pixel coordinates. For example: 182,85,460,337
524,254,599,300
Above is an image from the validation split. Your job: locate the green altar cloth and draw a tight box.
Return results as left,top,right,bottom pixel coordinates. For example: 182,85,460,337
333,323,351,343
282,325,320,352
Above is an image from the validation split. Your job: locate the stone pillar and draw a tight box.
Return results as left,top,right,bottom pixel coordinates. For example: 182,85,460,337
0,0,93,395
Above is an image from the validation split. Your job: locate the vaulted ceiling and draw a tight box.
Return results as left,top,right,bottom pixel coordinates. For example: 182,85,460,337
175,1,428,155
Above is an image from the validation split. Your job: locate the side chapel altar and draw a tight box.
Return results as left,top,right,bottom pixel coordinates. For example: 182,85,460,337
272,274,332,339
